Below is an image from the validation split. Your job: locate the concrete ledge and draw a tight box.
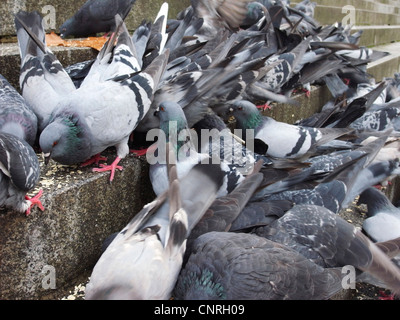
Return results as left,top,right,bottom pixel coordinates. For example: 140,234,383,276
352,25,400,47
0,0,190,37
311,0,400,15
313,5,400,25
0,152,155,300
367,42,400,81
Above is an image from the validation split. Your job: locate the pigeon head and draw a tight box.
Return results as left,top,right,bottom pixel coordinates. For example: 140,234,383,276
157,101,190,141
229,100,262,130
59,18,75,39
39,111,92,165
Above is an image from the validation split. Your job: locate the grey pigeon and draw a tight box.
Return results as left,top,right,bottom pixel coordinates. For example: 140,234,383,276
174,231,345,300
358,187,400,243
228,100,354,159
253,203,400,295
0,132,43,215
38,17,170,182
148,101,245,197
59,0,137,38
259,158,400,214
190,0,253,39
192,112,267,175
85,144,224,299
252,133,400,214
184,160,265,262
15,11,77,132
0,74,38,146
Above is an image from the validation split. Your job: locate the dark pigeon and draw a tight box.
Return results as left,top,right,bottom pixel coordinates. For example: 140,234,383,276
253,204,400,294
174,231,345,300
0,132,43,215
59,0,137,38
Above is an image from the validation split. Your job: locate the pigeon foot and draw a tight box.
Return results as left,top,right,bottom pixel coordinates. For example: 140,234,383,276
92,156,123,182
80,153,108,167
25,189,44,216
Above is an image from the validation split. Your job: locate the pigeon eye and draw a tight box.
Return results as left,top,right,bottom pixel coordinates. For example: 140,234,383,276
160,106,165,112
52,141,58,147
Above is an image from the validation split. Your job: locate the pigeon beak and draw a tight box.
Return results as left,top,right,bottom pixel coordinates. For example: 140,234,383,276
43,152,51,165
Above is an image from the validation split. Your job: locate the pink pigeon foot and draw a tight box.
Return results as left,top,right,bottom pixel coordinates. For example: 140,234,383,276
130,148,149,156
25,189,44,216
80,153,108,167
256,103,271,111
378,290,395,300
130,143,158,157
92,156,123,182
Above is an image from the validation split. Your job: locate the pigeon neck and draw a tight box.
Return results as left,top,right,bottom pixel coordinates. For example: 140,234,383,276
183,269,226,299
239,110,262,130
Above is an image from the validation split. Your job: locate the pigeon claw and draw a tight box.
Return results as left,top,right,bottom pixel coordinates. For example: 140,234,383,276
256,103,271,111
130,148,149,156
92,156,123,182
25,189,44,216
80,153,108,167
378,290,395,300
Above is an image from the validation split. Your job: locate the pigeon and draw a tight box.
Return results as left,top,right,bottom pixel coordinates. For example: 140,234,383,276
15,11,77,132
85,143,224,299
184,159,265,262
192,112,268,175
174,231,345,300
250,132,392,201
358,187,400,243
38,17,170,182
252,133,400,214
252,204,400,294
189,0,253,40
59,0,137,38
0,74,38,146
147,101,245,197
0,132,43,215
228,100,354,159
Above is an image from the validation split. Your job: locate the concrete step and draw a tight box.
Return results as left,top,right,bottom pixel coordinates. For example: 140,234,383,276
312,5,400,26
353,25,400,47
312,0,400,15
367,41,400,81
0,0,190,37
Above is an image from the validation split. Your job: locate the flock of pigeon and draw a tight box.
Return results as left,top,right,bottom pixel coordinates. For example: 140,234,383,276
2,0,400,300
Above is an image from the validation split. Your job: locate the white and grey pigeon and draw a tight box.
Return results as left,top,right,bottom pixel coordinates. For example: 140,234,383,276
36,16,170,182
228,100,354,159
147,101,246,197
0,74,38,146
59,0,137,38
85,144,224,299
0,132,43,215
358,187,400,243
15,11,77,132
